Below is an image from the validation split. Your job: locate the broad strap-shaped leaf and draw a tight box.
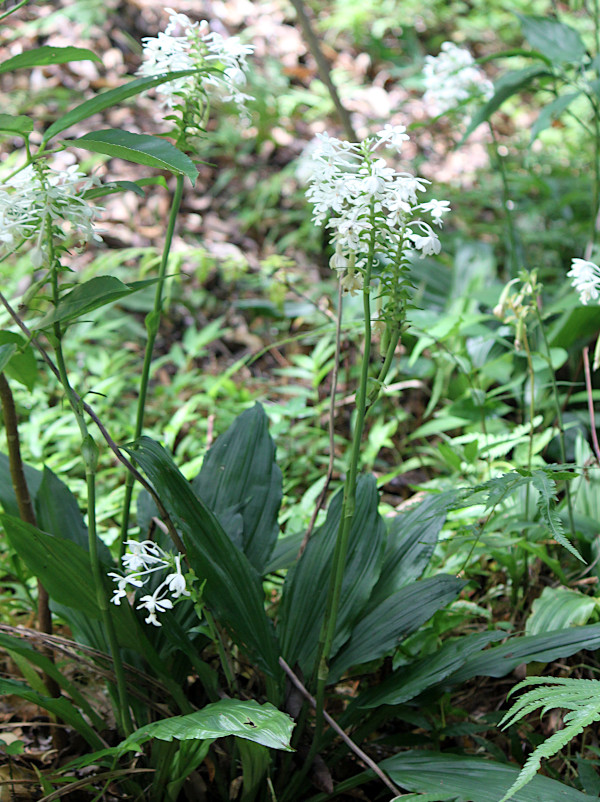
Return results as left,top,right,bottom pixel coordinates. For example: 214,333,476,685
191,404,282,572
0,454,43,517
0,343,16,372
517,13,587,64
32,276,159,330
42,71,200,142
369,493,453,606
0,678,104,750
444,623,600,686
378,751,594,802
0,632,104,730
35,466,111,562
65,129,198,183
526,586,597,636
462,65,551,142
2,514,104,619
0,46,101,75
125,437,281,678
357,630,504,708
0,332,37,390
329,574,465,682
124,699,294,752
0,113,33,135
278,475,386,676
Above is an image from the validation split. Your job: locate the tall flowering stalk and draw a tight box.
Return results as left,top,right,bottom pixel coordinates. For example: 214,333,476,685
304,127,449,755
422,41,493,118
119,9,254,554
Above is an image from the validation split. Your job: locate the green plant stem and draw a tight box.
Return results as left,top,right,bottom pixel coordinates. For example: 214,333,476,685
488,123,520,277
49,257,133,736
520,327,536,524
533,305,576,537
303,224,377,783
119,174,185,557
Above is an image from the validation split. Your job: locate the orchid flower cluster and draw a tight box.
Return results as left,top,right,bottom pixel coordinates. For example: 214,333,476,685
423,41,493,117
568,258,600,306
305,127,450,298
137,7,254,134
109,540,190,627
0,161,101,267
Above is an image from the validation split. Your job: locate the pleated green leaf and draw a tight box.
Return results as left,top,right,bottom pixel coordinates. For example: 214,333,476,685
33,276,158,329
0,453,43,517
125,437,280,678
42,71,200,142
526,586,598,636
329,574,464,682
125,699,294,752
369,492,453,606
358,630,504,708
378,751,594,802
445,623,600,686
66,129,198,182
0,46,100,75
0,678,103,750
278,475,386,676
191,403,282,572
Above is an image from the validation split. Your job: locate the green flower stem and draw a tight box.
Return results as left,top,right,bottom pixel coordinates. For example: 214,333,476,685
305,216,377,779
49,256,133,736
533,305,576,538
520,326,536,524
488,122,520,277
366,324,400,412
119,174,185,557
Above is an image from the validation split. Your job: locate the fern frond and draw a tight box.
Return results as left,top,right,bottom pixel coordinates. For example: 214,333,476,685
531,470,584,562
499,677,600,802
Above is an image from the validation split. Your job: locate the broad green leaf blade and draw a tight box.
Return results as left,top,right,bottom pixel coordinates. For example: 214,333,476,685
191,403,282,572
378,751,594,802
0,453,43,517
329,574,465,682
358,630,504,708
42,71,198,142
0,332,37,390
525,587,597,636
0,344,16,372
369,493,453,606
530,91,581,144
2,514,102,619
0,46,101,75
517,13,587,63
125,437,281,678
35,466,111,562
0,678,104,750
462,65,551,142
65,129,198,183
125,699,294,751
33,276,158,329
83,180,146,200
278,475,386,676
0,113,33,135
445,624,600,686
0,633,104,731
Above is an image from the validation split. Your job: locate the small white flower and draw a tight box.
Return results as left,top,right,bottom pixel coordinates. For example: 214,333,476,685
164,555,190,598
137,593,174,627
419,199,451,226
340,270,363,295
409,223,441,256
122,540,166,572
375,124,410,151
568,257,600,305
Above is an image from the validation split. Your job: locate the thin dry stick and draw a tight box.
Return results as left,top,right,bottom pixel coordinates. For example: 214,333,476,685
278,657,402,799
297,281,343,559
0,291,185,554
288,0,357,142
583,345,600,464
